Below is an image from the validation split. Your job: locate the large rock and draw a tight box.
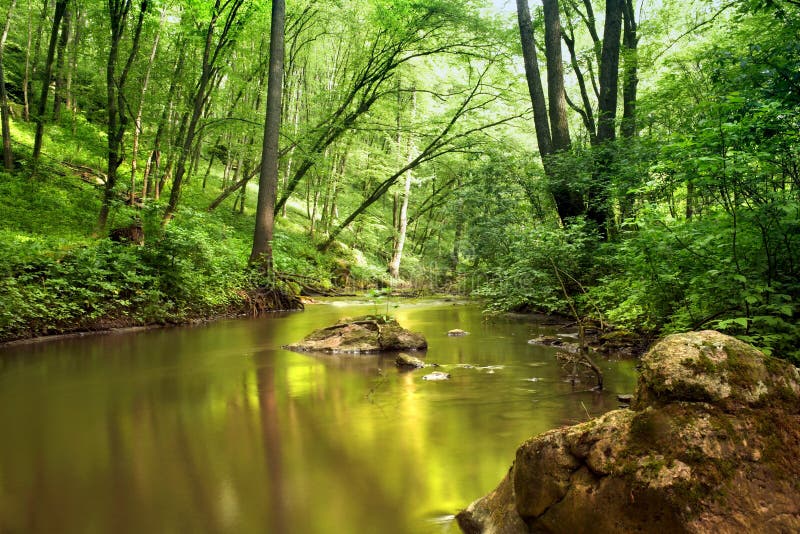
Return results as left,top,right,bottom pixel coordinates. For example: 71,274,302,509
285,315,427,353
457,331,800,533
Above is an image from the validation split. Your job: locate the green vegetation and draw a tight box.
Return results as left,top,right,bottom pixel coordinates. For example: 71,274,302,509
0,0,797,361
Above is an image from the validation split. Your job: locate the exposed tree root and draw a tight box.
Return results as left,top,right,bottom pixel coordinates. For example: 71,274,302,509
239,281,303,316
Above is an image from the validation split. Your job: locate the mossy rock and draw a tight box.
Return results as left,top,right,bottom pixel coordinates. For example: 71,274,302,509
634,330,800,411
285,315,427,353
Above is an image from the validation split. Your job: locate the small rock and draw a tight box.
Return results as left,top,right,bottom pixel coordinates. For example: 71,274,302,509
448,329,470,336
422,371,451,381
396,353,425,369
527,336,561,346
617,394,634,404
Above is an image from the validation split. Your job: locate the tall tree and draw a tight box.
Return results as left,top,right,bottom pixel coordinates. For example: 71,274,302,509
51,2,70,121
620,0,638,139
388,86,416,280
250,0,284,270
0,0,17,170
596,0,623,142
516,0,583,222
515,0,552,159
32,0,69,164
162,0,246,224
98,0,149,232
542,0,570,151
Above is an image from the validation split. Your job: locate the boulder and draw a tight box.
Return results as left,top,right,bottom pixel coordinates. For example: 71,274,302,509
284,315,427,354
457,331,800,534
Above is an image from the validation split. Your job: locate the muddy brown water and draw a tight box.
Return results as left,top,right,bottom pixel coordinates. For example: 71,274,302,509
0,299,637,533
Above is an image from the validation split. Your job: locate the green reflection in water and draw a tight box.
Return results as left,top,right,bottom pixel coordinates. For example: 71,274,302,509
0,300,638,533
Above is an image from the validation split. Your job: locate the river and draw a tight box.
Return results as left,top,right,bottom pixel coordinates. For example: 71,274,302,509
0,299,638,533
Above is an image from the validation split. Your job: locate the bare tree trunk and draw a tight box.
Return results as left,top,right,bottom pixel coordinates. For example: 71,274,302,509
0,0,17,170
542,0,570,151
129,8,163,205
596,0,623,143
250,0,285,269
515,0,552,159
163,0,245,224
518,0,584,223
98,0,148,233
32,0,68,164
585,0,623,235
562,10,597,142
143,46,184,199
65,4,82,113
388,87,416,279
620,0,638,139
23,0,48,122
52,3,70,121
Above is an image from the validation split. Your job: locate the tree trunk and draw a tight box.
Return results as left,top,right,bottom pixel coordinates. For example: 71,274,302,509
98,0,148,233
23,0,48,122
65,4,82,113
163,0,245,224
388,87,416,280
0,0,17,170
144,46,184,199
562,3,596,142
542,0,570,152
52,3,70,121
586,0,623,234
518,0,584,224
129,8,163,204
620,0,638,139
250,0,285,270
515,0,552,159
596,0,623,143
32,0,68,164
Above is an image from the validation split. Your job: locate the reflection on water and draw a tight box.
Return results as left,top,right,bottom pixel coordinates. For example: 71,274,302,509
0,300,638,533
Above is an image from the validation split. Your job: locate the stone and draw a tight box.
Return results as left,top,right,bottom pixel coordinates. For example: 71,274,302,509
448,329,470,336
616,394,633,403
284,316,427,353
396,353,426,369
422,371,451,381
457,331,800,534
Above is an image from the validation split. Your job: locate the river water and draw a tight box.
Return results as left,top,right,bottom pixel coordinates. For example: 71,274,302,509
0,299,638,533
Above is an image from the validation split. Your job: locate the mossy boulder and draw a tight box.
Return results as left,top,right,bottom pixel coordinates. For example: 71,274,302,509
284,315,427,353
457,331,800,534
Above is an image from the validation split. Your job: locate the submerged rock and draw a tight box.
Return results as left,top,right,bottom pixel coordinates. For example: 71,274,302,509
396,353,426,369
422,371,451,381
285,316,427,354
457,331,800,534
448,329,470,336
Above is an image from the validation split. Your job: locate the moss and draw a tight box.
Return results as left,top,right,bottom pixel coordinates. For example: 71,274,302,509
681,353,717,375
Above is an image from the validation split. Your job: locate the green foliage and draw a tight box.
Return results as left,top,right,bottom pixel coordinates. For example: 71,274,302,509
474,220,597,314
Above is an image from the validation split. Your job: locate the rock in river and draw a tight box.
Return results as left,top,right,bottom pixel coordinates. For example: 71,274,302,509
422,371,451,381
448,329,470,336
284,315,427,354
396,353,426,369
457,330,800,534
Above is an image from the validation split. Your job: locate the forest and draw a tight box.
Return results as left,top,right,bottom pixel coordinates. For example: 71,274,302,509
0,0,798,364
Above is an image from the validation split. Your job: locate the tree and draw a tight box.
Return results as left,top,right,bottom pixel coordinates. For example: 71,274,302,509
162,0,247,224
250,0,284,270
516,0,583,223
388,85,416,279
98,0,149,232
32,0,69,164
0,0,16,170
